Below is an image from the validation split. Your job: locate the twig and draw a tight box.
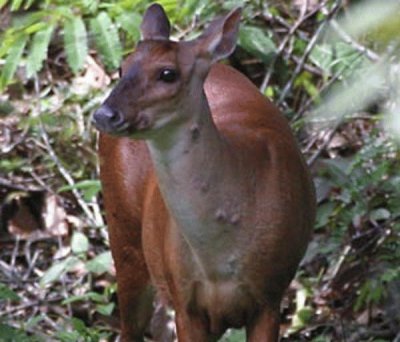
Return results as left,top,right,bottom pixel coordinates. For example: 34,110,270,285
23,242,41,281
29,169,56,195
293,66,346,122
0,176,43,192
0,128,29,155
0,260,16,280
32,76,100,227
260,0,328,93
57,235,72,317
290,54,324,77
277,0,343,106
323,244,351,290
329,19,380,62
10,235,20,277
307,120,341,166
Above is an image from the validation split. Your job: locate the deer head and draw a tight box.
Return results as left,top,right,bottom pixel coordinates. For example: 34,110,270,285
92,4,241,138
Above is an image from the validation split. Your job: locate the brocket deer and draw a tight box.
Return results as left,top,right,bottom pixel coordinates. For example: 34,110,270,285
93,4,315,341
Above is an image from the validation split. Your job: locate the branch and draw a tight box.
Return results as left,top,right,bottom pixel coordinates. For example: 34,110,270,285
0,176,43,192
277,0,343,106
260,0,329,93
329,19,380,62
32,77,102,227
307,120,341,167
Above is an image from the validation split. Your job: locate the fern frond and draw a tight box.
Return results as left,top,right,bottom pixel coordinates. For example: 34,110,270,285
0,0,7,10
90,12,122,71
64,17,88,74
26,25,54,78
11,0,23,11
24,0,36,10
0,34,28,90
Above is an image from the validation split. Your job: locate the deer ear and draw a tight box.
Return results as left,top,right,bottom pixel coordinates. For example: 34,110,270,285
140,4,170,40
195,7,242,62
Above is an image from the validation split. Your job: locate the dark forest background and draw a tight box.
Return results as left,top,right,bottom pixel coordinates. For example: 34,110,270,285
0,0,399,341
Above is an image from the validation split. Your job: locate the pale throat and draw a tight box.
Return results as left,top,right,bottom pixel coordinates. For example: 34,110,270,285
146,89,229,245
146,88,222,172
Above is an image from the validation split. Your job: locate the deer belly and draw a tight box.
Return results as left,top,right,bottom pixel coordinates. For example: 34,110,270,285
190,279,256,335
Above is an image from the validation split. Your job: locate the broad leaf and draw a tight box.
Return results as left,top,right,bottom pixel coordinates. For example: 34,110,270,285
0,283,20,301
96,303,115,316
310,42,371,77
64,17,88,74
26,25,54,78
71,231,89,254
85,251,113,275
90,12,122,70
239,26,276,64
40,256,80,286
58,179,101,202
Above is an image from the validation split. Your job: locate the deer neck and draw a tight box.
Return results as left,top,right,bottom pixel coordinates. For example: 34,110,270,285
146,90,237,273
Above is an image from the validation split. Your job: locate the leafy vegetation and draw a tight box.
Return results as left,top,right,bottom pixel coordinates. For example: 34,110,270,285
0,0,399,341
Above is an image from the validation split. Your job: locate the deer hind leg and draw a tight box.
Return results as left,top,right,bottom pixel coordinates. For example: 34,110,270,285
246,306,280,342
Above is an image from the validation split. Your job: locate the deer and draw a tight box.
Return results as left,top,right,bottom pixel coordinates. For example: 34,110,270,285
92,3,315,341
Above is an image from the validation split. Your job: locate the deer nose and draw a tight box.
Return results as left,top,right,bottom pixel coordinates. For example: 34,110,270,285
92,105,125,133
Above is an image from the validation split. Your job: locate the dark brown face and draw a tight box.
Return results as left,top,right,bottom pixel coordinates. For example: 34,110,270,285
92,40,194,138
92,3,241,139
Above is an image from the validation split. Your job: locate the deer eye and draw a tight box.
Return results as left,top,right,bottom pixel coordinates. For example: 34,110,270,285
159,68,178,83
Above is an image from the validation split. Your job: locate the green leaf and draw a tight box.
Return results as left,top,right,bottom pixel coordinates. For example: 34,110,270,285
0,34,28,90
11,0,23,11
24,0,36,10
310,42,370,78
118,11,142,42
0,0,7,10
238,26,276,64
370,208,391,221
56,331,80,342
40,256,80,286
90,12,122,70
178,0,210,22
64,17,88,74
58,179,101,201
0,100,15,116
25,315,45,330
26,25,54,78
311,63,386,122
71,232,89,254
294,71,320,99
151,0,178,21
0,323,31,341
71,317,87,333
339,0,400,40
85,251,113,275
96,302,115,316
24,22,47,34
62,291,104,305
315,202,336,229
220,329,246,342
0,283,20,301
290,287,313,332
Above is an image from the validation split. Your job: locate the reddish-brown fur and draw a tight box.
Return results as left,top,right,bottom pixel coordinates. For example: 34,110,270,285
94,4,315,341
